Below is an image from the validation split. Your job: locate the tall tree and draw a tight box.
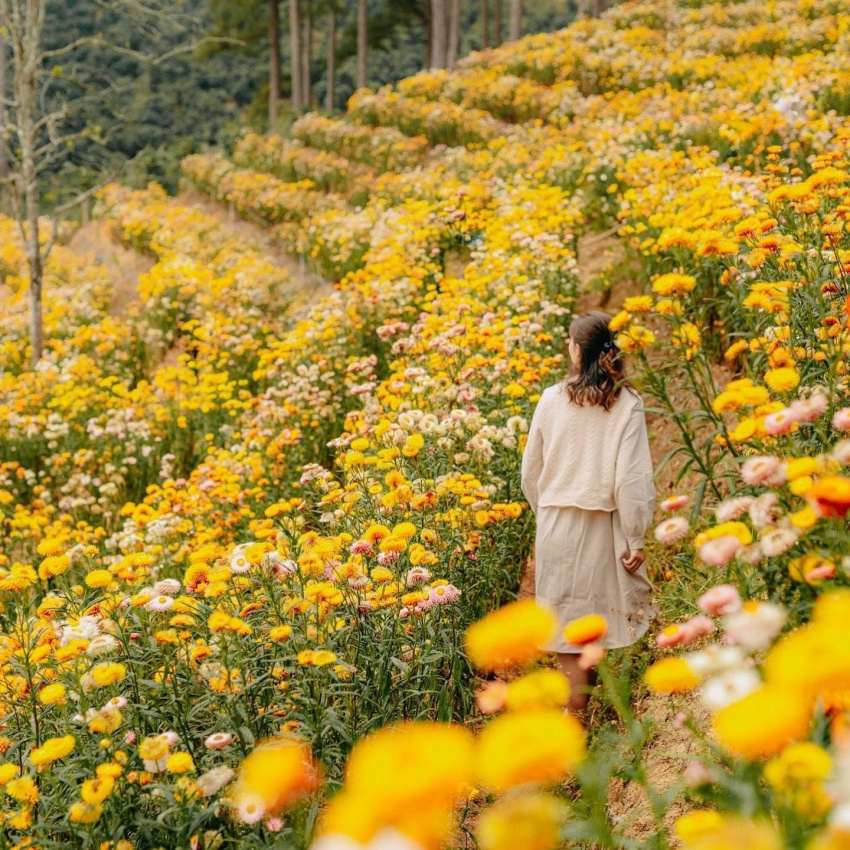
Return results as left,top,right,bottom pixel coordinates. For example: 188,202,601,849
325,0,336,110
493,0,502,45
0,25,6,179
447,0,460,68
289,0,302,109
269,0,281,120
592,0,607,16
430,0,447,68
303,0,312,105
480,0,488,48
356,0,367,88
508,0,521,40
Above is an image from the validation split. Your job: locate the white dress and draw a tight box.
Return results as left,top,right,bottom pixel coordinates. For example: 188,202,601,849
521,383,657,652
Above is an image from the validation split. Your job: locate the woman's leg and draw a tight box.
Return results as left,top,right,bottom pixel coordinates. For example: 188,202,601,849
556,652,591,714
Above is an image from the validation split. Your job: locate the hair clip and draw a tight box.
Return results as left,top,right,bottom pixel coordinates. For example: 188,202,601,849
601,340,615,351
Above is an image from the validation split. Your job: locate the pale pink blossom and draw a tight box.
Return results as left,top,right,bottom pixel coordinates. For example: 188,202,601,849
749,492,779,529
831,440,850,465
700,668,761,711
274,559,298,578
741,455,786,487
124,730,136,745
264,817,284,833
805,563,836,583
789,392,828,423
405,567,431,587
428,584,461,606
654,516,689,544
714,497,754,522
698,584,742,616
737,543,764,565
698,536,742,566
152,578,181,597
350,540,373,556
161,731,179,747
760,526,799,557
723,602,786,651
476,681,508,715
377,551,399,566
684,762,717,787
764,408,798,436
660,495,690,511
103,696,128,711
833,407,850,431
236,794,266,824
657,616,715,648
204,732,234,750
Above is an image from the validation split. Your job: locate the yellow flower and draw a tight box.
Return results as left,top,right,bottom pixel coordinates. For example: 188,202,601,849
764,742,831,819
464,600,555,672
232,737,319,817
69,801,103,824
505,669,570,712
81,776,115,804
477,792,567,850
269,625,293,642
402,433,425,457
475,709,585,791
85,569,113,589
674,810,725,844
677,818,782,850
166,752,195,774
138,735,169,762
38,682,67,705
713,686,812,759
563,614,608,646
644,658,701,693
6,776,39,805
622,296,652,313
90,663,127,688
652,273,697,296
30,735,75,768
0,763,20,785
764,367,800,393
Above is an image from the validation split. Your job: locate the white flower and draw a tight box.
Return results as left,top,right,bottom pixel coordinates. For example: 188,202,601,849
699,668,761,711
723,602,786,652
235,793,266,824
197,765,235,797
230,544,252,574
152,578,181,596
685,644,746,678
87,634,119,656
146,595,174,614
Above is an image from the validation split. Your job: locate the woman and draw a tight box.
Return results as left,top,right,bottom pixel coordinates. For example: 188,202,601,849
521,311,656,713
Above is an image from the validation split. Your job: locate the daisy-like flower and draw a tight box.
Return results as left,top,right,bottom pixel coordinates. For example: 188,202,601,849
87,634,119,656
698,535,741,566
700,668,762,711
831,440,850,465
789,392,828,423
741,455,786,487
685,645,746,678
724,602,786,651
152,578,181,596
146,595,174,614
697,584,742,616
429,583,461,605
833,407,850,431
102,696,128,712
714,497,754,522
654,517,689,544
235,793,266,824
350,540,373,556
405,566,431,587
660,495,689,511
763,408,798,436
749,493,779,529
230,544,251,574
197,765,235,797
205,732,234,750
760,526,799,557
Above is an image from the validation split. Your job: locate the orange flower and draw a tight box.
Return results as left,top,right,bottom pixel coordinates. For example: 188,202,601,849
805,476,850,518
563,614,608,646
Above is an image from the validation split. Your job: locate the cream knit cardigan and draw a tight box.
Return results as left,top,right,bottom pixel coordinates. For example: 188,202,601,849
520,383,656,549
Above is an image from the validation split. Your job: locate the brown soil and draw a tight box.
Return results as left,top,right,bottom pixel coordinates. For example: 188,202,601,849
68,220,154,315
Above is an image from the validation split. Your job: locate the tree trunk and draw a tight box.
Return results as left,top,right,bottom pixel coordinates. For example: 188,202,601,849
592,0,607,16
493,0,502,45
480,0,488,48
303,0,312,106
269,0,281,121
430,0,447,68
325,4,336,111
0,28,6,179
508,0,521,41
356,0,367,89
447,0,460,68
289,0,302,110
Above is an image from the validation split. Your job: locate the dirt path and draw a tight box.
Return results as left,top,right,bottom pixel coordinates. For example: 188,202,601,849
176,189,332,298
68,220,154,315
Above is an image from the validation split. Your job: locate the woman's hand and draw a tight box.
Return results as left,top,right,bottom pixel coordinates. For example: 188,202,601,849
621,549,646,572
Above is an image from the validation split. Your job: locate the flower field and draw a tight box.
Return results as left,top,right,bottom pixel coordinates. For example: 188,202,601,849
4,0,850,847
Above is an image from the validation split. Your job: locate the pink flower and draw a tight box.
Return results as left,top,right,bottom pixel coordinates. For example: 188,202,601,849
654,516,689,544
741,455,786,487
161,731,179,747
714,497,753,522
749,493,779,529
698,584,742,616
656,616,715,648
805,563,836,583
763,408,798,436
405,567,431,587
264,817,284,833
698,536,742,566
724,602,786,651
273,559,297,578
789,393,828,423
124,730,136,745
476,681,508,715
833,407,850,431
350,540,373,556
684,762,717,787
377,551,399,566
428,584,461,605
760,526,799,557
831,440,850,465
152,578,181,596
103,696,128,711
661,495,690,511
204,732,234,750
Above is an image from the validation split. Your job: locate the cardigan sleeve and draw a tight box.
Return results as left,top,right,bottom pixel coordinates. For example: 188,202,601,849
614,400,656,549
520,396,546,515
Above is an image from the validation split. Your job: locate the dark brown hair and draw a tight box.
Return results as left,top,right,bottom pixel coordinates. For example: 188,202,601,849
563,311,629,411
